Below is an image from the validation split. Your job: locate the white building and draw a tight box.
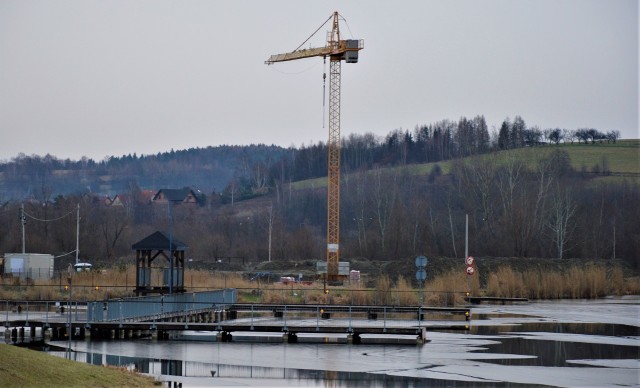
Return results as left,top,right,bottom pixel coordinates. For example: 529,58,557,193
3,253,54,280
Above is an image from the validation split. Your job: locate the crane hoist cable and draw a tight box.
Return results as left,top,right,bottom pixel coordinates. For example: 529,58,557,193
323,57,326,128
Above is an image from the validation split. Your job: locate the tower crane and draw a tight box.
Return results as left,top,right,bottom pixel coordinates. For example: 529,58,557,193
266,12,363,281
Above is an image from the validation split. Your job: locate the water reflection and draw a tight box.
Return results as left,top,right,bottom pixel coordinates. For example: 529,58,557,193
472,321,639,337
38,312,638,386
479,337,638,367
52,349,519,387
471,322,639,367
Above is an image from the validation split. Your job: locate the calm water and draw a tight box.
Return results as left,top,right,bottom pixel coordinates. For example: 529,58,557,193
39,298,640,386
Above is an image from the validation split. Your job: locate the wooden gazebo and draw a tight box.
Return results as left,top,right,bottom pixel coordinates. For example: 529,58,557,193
132,231,187,296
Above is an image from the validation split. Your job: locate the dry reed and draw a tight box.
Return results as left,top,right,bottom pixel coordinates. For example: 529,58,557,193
0,262,637,303
392,276,418,305
483,263,633,299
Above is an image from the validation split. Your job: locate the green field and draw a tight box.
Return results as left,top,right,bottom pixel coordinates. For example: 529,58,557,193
0,344,158,387
503,140,639,173
291,140,639,189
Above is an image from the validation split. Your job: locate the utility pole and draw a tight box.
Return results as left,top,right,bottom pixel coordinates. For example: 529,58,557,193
268,204,273,263
66,263,72,358
75,203,80,265
465,214,470,294
168,201,173,294
21,204,26,254
465,213,468,260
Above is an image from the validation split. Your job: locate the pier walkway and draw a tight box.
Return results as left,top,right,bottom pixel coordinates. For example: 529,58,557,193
2,290,471,345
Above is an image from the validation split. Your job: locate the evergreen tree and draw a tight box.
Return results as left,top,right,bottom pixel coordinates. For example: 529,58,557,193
498,119,511,149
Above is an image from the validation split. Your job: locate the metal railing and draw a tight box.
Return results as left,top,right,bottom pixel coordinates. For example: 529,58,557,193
87,289,237,322
2,289,237,327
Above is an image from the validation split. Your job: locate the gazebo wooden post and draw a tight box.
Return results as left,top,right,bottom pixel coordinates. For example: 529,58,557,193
135,249,141,294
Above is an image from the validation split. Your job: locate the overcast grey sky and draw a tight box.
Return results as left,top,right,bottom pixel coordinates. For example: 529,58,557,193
0,0,637,161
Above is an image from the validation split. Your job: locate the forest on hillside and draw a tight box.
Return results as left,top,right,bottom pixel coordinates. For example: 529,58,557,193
0,115,620,202
0,116,635,270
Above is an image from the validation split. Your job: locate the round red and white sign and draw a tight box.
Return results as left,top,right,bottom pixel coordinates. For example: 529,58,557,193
466,266,475,275
465,256,474,266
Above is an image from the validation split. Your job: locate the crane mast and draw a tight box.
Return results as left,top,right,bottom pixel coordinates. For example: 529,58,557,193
266,12,363,280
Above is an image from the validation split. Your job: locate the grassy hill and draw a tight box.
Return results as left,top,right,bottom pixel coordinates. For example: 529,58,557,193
0,344,158,388
291,140,640,189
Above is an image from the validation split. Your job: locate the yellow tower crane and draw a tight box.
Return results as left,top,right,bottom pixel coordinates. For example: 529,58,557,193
266,12,363,281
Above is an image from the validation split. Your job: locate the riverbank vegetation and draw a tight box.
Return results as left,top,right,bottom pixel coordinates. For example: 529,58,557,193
1,261,637,306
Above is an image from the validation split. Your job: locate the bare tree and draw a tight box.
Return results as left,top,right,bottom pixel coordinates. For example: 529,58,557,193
97,207,129,260
546,184,577,259
548,128,563,144
563,129,576,144
446,193,458,258
251,161,268,193
370,168,398,253
452,155,498,238
605,130,620,143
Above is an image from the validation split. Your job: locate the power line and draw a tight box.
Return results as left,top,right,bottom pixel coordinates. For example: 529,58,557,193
23,208,75,222
54,249,77,259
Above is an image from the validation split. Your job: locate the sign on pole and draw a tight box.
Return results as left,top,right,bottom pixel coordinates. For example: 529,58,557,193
415,256,428,305
465,256,474,266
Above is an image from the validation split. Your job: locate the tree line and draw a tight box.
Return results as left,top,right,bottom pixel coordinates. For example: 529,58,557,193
0,115,634,271
0,149,636,272
0,115,620,205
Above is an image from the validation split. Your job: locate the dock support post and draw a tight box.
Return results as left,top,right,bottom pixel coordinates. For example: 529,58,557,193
416,327,427,345
347,333,361,345
216,331,232,342
283,332,297,343
383,307,387,333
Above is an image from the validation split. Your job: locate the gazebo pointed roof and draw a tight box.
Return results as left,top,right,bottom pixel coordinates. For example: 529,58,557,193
132,231,188,251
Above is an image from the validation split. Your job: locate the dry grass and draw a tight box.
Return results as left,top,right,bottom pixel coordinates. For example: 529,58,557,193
375,275,392,305
0,263,637,304
483,264,636,299
424,271,474,306
346,282,374,305
486,267,526,298
393,276,418,305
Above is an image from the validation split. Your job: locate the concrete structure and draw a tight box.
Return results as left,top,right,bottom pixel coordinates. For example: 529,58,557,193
3,253,54,280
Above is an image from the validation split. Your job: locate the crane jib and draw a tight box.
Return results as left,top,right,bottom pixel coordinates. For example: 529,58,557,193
265,40,363,65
